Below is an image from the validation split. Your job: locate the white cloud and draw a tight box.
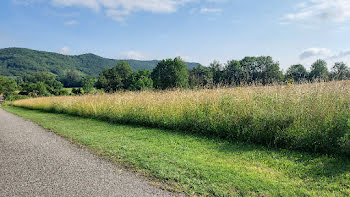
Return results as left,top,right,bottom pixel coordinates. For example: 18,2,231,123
300,48,350,60
15,0,226,22
299,48,350,68
283,0,350,23
58,46,71,55
12,0,45,6
330,50,350,59
50,0,198,21
300,48,332,59
120,51,145,60
200,7,222,14
64,20,79,25
51,0,101,11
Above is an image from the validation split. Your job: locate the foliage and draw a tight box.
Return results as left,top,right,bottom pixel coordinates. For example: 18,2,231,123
96,61,133,92
0,75,17,98
239,56,282,85
11,81,350,157
82,76,95,93
209,60,224,85
224,60,247,85
5,105,350,197
20,72,64,96
127,69,153,91
189,64,213,88
286,64,308,83
72,88,84,95
331,62,350,80
59,69,83,87
151,57,189,89
309,59,329,81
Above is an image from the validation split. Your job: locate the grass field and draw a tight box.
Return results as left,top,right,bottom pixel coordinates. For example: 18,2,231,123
3,106,350,196
11,81,350,156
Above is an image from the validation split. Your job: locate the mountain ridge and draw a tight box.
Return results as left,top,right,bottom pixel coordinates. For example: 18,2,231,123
0,47,199,78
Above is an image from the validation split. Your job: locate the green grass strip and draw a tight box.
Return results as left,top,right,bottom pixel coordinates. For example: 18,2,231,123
3,106,350,197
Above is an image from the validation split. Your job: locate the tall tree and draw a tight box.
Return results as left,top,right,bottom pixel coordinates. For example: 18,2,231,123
239,57,258,84
286,64,308,83
257,56,283,84
82,76,95,93
0,76,17,97
60,69,83,87
224,60,248,86
239,56,282,85
209,61,224,85
151,57,189,90
128,69,153,91
189,64,213,88
96,61,132,92
331,62,350,80
309,59,329,81
21,72,63,96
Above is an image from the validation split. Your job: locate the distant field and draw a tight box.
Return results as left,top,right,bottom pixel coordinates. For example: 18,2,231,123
12,81,350,157
4,106,350,196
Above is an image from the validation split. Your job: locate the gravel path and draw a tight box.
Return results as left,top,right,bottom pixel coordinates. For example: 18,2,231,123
0,109,172,197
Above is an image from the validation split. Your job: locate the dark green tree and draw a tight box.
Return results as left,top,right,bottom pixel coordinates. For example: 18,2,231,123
224,60,247,85
60,69,83,87
82,77,95,93
151,57,189,90
331,62,350,80
96,61,133,92
22,72,63,96
309,59,329,81
0,76,17,97
189,64,213,88
128,69,153,91
239,57,258,84
239,56,282,85
209,61,224,85
257,56,283,84
286,64,308,82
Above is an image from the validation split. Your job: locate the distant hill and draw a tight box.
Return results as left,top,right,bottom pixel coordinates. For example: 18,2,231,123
0,48,199,78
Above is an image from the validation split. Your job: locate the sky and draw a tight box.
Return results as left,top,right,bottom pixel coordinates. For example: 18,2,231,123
1,0,350,70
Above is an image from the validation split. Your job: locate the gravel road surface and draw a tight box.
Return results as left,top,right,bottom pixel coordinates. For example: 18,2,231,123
0,109,172,197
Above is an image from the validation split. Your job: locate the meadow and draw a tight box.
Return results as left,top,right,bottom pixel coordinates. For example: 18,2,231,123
4,106,350,196
11,80,350,157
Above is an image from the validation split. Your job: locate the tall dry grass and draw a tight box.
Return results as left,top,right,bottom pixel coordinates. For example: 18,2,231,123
12,81,350,156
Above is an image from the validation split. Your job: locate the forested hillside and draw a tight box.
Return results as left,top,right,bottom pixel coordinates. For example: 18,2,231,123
0,48,198,78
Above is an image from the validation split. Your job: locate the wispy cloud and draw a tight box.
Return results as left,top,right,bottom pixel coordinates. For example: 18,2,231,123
120,51,146,60
300,48,332,59
58,46,71,55
14,0,226,22
64,20,79,25
283,0,350,24
300,48,350,62
299,47,350,68
330,50,350,59
200,7,222,14
50,0,198,21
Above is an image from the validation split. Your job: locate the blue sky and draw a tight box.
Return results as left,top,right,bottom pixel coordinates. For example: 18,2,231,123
1,0,350,70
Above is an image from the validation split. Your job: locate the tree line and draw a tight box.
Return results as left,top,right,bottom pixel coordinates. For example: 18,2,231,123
1,56,349,99
95,57,350,91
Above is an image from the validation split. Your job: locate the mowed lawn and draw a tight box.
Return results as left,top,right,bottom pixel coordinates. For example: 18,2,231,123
4,106,350,197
